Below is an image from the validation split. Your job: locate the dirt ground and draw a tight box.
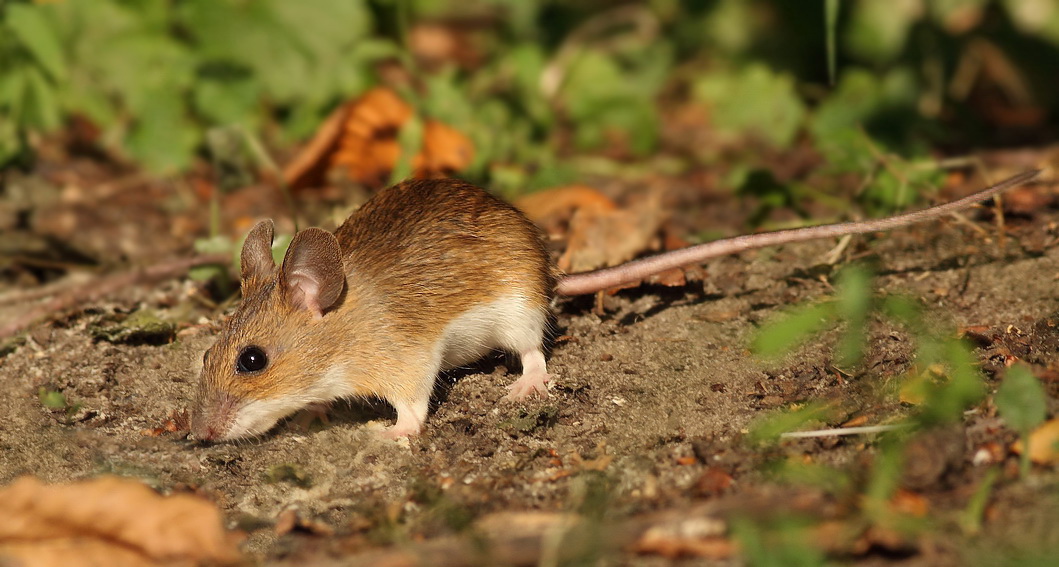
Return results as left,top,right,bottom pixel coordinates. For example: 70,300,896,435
2,175,1059,566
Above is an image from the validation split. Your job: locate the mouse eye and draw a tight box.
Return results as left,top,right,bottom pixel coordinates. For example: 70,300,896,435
236,346,268,373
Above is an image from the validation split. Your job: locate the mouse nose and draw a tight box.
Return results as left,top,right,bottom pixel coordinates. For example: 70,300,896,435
189,413,218,443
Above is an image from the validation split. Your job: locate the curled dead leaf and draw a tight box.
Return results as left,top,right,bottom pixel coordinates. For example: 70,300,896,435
632,516,733,559
515,184,618,236
1013,417,1059,464
283,87,474,190
0,476,241,567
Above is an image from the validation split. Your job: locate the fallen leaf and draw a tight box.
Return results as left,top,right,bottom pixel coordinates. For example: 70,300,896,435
274,509,334,537
890,489,929,517
283,87,474,190
632,516,733,559
515,184,618,236
559,191,666,273
841,414,869,428
1013,418,1059,464
692,467,733,496
0,476,241,567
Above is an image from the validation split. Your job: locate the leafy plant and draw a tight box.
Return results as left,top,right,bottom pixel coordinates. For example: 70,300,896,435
752,265,872,368
0,1,67,165
752,265,988,427
731,515,827,567
38,387,82,424
995,363,1047,478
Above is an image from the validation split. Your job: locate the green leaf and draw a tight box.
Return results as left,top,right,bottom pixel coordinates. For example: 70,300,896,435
126,92,198,174
752,302,835,360
844,0,920,63
7,3,67,81
834,266,873,367
38,387,68,410
996,363,1047,435
23,66,61,130
731,516,827,567
192,76,261,129
917,339,986,425
0,67,29,121
748,402,834,444
825,0,839,84
863,441,904,520
693,64,806,148
880,294,924,331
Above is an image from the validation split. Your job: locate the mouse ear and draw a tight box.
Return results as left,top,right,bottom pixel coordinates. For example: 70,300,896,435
279,228,345,318
240,220,276,294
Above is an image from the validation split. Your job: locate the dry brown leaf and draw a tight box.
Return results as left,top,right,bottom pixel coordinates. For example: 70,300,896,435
692,467,734,497
559,192,666,273
274,509,335,537
1013,418,1059,464
0,476,241,567
409,22,483,69
283,87,475,190
890,489,929,517
632,516,734,560
514,184,618,236
414,120,475,177
281,100,351,190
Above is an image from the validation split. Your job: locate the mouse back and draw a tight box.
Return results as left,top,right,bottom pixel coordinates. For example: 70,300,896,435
334,178,555,338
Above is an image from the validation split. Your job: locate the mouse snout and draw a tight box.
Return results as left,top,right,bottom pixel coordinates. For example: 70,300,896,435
190,394,236,443
189,412,219,443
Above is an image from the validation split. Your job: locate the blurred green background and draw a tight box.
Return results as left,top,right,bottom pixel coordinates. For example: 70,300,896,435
2,0,1056,195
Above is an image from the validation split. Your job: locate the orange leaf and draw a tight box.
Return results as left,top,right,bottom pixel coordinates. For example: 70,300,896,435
1013,418,1059,464
0,476,241,566
283,87,474,190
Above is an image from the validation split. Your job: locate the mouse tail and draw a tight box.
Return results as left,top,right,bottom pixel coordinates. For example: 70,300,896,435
555,169,1040,297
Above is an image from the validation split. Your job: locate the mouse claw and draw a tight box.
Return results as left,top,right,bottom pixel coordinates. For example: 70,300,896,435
503,372,552,401
290,402,332,433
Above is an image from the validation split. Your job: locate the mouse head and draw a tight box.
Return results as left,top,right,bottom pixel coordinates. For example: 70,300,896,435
191,220,346,442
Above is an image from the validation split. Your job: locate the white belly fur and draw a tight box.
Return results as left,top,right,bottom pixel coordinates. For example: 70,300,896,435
436,293,547,370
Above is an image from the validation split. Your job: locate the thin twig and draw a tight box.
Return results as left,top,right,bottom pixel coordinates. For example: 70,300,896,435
0,253,229,340
0,272,94,306
779,424,910,439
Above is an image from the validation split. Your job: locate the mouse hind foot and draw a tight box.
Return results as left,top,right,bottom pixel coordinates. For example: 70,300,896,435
381,395,429,439
504,347,551,400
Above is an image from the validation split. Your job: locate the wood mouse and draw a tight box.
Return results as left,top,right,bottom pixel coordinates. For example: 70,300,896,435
190,170,1039,442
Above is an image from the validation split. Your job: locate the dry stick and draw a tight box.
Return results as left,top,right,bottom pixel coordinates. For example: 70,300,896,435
779,424,910,439
0,272,95,306
0,253,229,340
556,170,1040,296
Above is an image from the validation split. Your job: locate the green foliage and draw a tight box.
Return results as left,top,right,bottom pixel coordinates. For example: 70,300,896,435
751,265,873,364
751,302,834,361
4,0,1059,190
561,43,671,154
825,0,838,84
37,386,82,423
995,364,1047,477
748,402,834,444
0,0,386,172
960,467,999,535
996,364,1047,438
731,515,827,567
0,1,66,163
765,458,852,495
752,265,988,429
693,64,806,149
